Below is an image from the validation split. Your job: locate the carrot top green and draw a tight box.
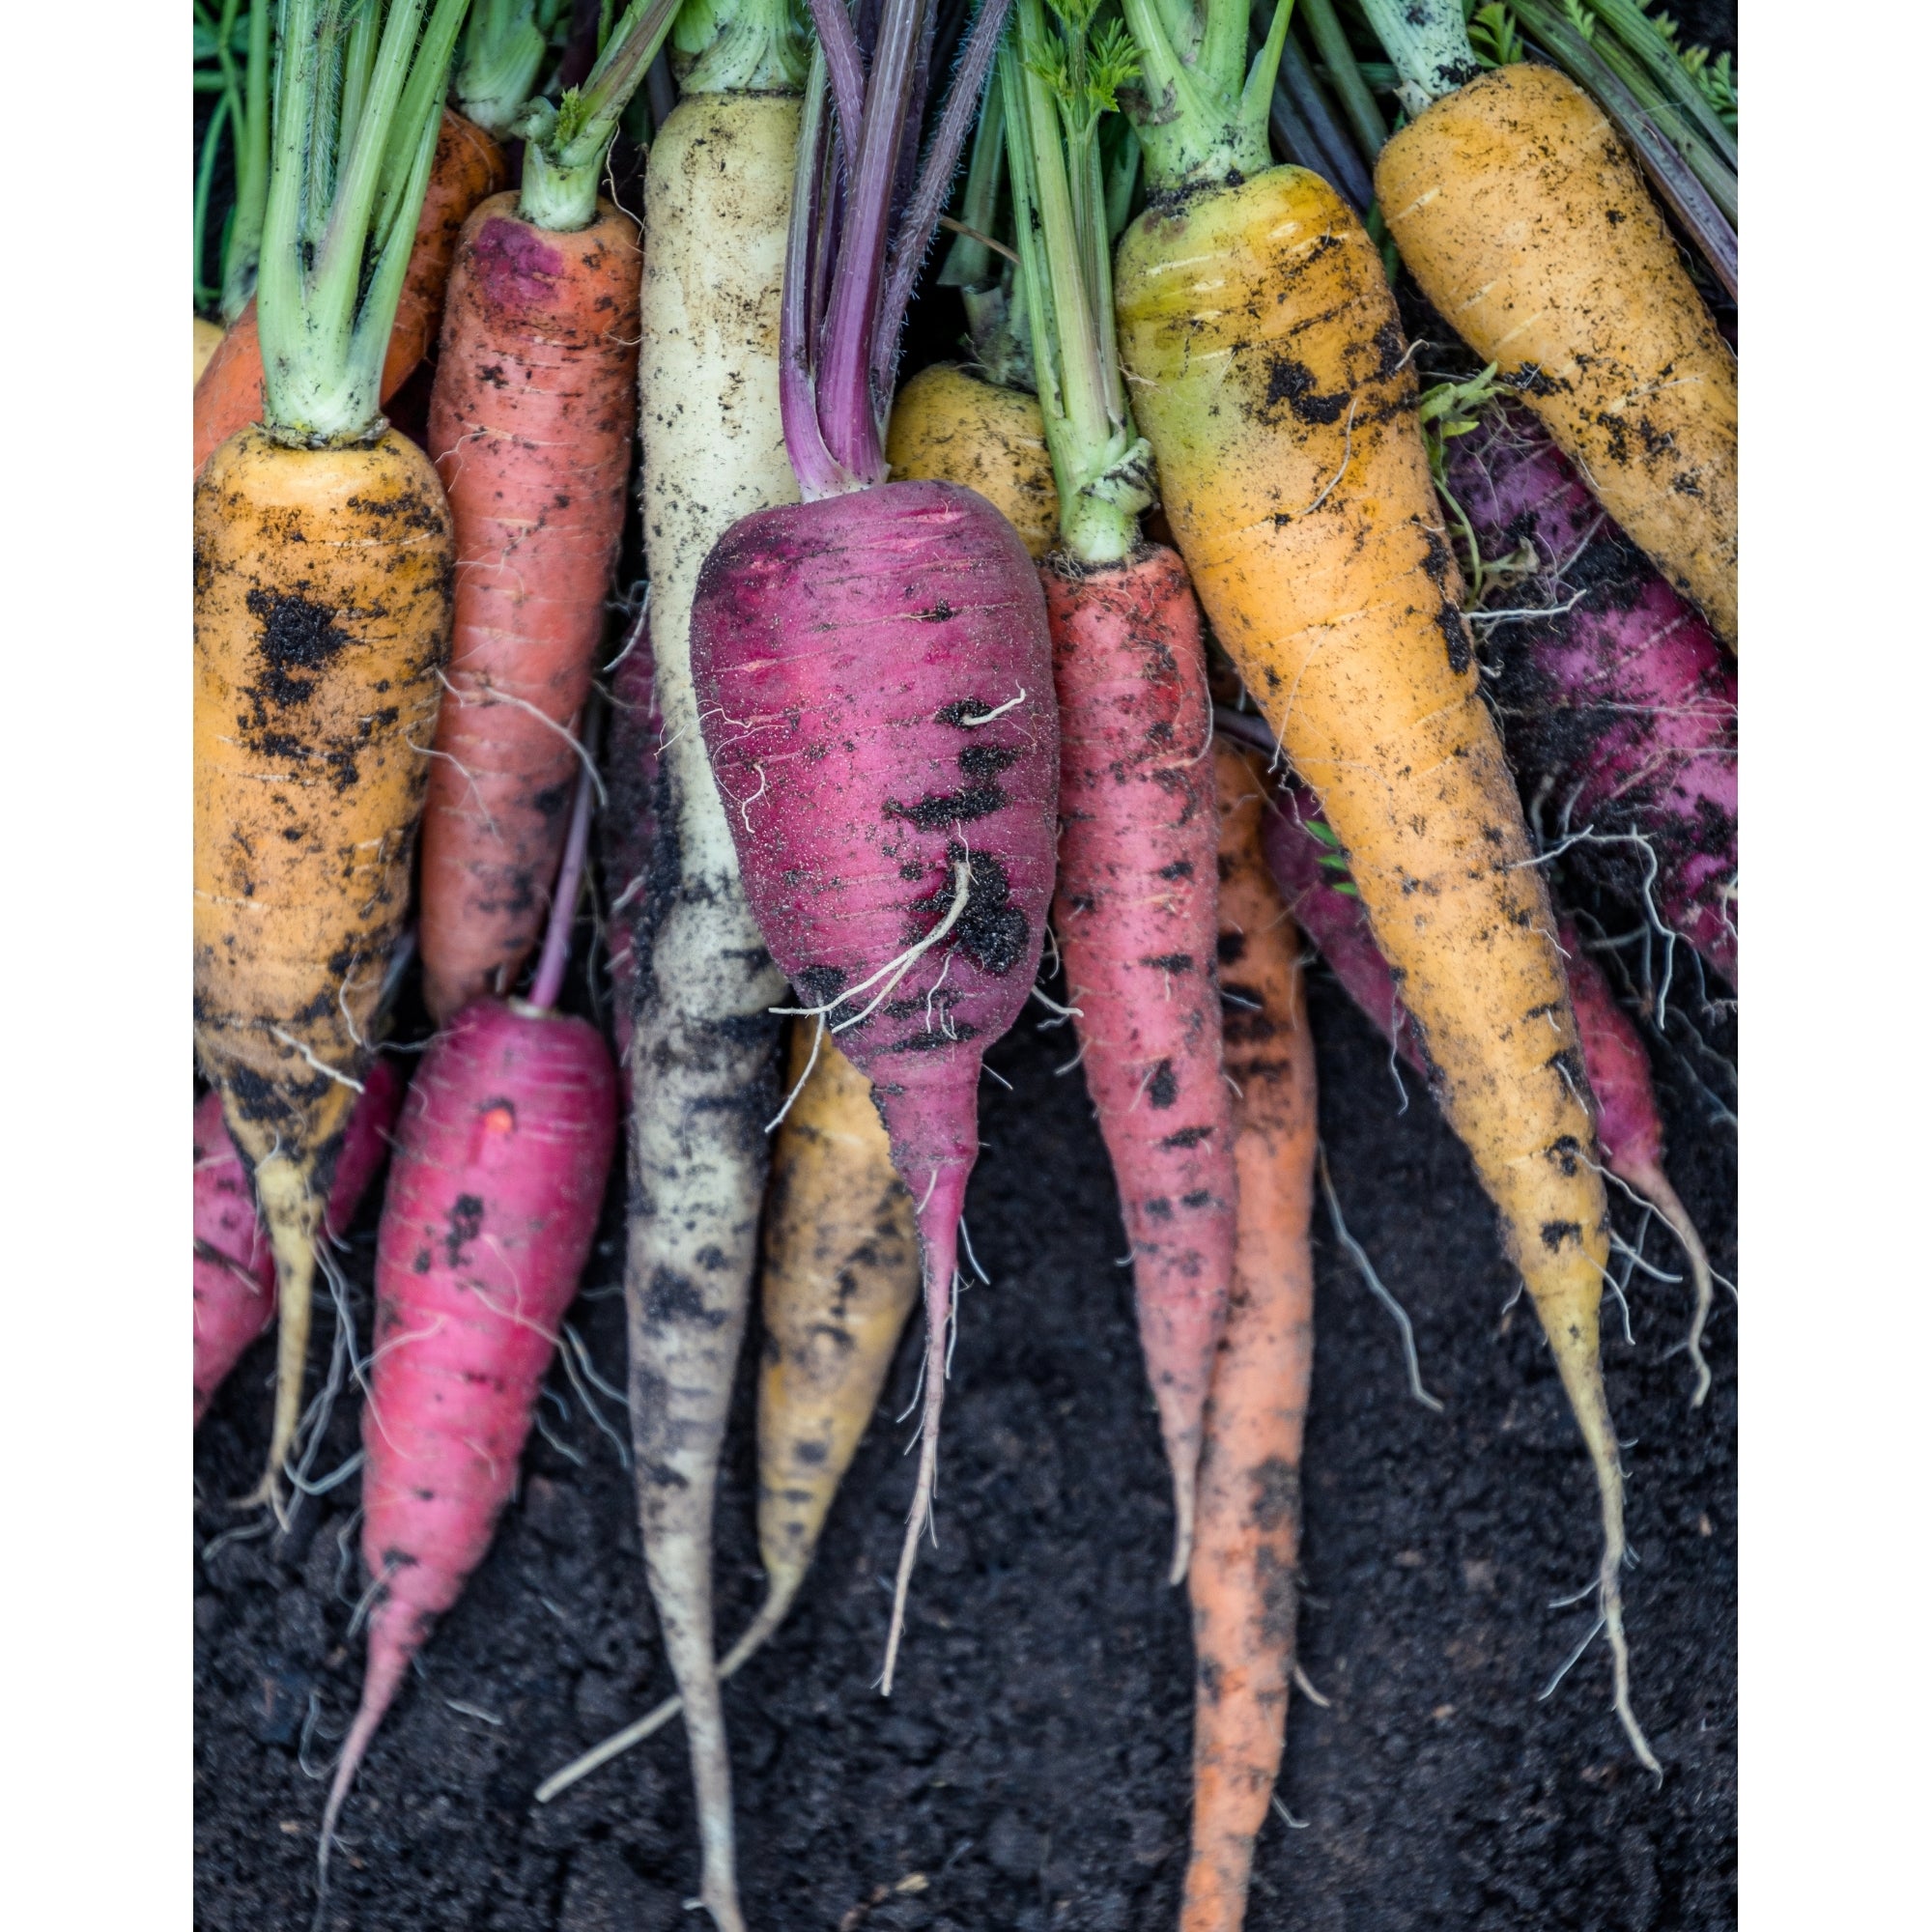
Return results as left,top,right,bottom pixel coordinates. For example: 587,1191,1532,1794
255,0,471,443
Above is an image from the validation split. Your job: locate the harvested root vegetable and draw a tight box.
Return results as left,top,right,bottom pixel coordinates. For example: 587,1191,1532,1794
194,0,469,1501
192,107,508,476
997,9,1234,1577
193,1061,405,1427
1442,400,1737,988
534,1025,919,1803
886,363,1060,559
1254,763,1716,1405
193,316,224,384
599,600,660,1082
691,0,1046,1706
318,771,617,1891
1112,0,1651,1767
417,183,642,1019
1366,4,1737,644
1180,742,1320,1932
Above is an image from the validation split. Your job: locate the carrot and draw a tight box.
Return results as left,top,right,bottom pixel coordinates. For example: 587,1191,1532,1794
192,107,508,477
317,773,618,1895
193,317,224,385
1361,2,1738,645
1439,398,1738,989
416,1,672,1019
996,7,1235,1578
194,0,469,1503
690,0,1047,1715
620,13,810,1925
193,1061,405,1428
1110,1,1655,1763
886,364,1060,558
1250,766,1718,1406
532,1022,919,1804
1180,740,1320,1932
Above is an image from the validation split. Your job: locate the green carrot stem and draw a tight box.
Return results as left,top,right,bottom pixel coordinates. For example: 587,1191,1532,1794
1354,0,1479,112
220,1,275,323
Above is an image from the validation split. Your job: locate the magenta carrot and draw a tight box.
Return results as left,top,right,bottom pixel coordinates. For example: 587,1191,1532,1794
1443,400,1738,989
317,773,617,1891
193,1061,405,1428
688,0,1044,1712
1559,920,1718,1406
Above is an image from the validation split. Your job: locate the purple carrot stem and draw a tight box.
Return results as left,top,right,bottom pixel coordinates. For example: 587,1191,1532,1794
781,49,855,502
872,0,1016,399
527,745,596,1013
807,0,869,151
815,0,930,484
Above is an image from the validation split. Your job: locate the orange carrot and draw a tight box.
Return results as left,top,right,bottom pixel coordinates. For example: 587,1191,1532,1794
192,109,507,476
1181,742,1321,1932
417,191,641,1020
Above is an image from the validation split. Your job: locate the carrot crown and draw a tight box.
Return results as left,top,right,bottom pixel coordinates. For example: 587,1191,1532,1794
781,0,1017,497
456,0,564,137
1113,0,1291,192
675,0,810,94
514,0,683,230
255,0,470,444
1000,0,1151,565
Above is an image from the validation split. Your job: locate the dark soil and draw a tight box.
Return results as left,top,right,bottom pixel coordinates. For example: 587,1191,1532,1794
195,963,1735,1932
196,10,1736,1923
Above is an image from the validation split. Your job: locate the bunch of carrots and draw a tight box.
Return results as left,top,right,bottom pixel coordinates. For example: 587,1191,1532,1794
192,0,1735,1924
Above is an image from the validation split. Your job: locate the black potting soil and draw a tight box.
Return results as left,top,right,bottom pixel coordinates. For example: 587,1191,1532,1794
195,962,1735,1932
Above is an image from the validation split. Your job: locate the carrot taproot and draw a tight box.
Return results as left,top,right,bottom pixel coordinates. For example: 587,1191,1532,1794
621,17,810,1924
192,107,508,477
1251,764,1718,1406
317,776,617,1893
193,1061,406,1428
1180,740,1320,1932
194,0,468,1503
886,363,1060,558
532,1021,920,1804
996,11,1235,1578
1111,1,1654,1763
1363,6,1737,646
600,598,660,1086
417,190,642,1020
691,0,1046,1715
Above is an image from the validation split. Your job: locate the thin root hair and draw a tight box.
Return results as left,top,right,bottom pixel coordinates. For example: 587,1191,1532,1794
1319,1148,1443,1412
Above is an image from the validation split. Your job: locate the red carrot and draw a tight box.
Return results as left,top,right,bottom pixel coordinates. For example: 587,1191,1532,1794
416,187,642,1021
317,774,616,1889
995,12,1236,1582
1442,400,1737,989
1254,759,1718,1403
193,1062,405,1429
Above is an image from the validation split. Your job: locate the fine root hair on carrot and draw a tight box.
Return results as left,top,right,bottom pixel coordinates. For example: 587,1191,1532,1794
1316,1148,1443,1414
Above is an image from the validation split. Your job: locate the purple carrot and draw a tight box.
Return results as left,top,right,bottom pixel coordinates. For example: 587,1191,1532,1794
692,0,1046,1698
1250,753,1715,1403
1444,401,1737,991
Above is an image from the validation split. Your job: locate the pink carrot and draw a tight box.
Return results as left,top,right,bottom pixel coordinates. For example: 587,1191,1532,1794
1045,551,1234,1581
1254,762,1716,1403
193,1061,405,1428
1443,401,1737,989
318,771,617,1891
